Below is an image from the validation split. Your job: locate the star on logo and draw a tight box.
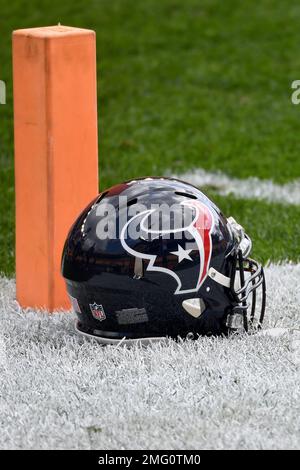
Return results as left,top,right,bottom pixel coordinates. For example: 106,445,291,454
170,244,193,263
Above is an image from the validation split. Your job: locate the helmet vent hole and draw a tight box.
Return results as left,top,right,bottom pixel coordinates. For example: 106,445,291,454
127,198,138,207
175,191,197,199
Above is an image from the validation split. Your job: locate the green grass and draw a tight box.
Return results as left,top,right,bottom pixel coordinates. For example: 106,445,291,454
1,0,300,275
208,192,300,265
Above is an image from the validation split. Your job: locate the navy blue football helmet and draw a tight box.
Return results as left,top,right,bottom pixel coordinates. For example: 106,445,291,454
61,177,266,343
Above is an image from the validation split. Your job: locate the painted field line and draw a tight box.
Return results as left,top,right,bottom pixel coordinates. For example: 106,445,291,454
169,168,300,205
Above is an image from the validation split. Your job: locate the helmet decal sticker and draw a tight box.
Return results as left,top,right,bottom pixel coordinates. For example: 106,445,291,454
120,200,214,295
116,307,149,325
89,302,106,321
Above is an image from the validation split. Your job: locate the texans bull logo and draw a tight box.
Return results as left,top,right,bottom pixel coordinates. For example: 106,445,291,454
120,200,214,295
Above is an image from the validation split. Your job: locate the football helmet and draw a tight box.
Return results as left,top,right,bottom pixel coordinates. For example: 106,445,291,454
61,177,266,343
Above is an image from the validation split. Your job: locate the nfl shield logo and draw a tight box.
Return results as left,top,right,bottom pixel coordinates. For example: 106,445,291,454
89,302,106,321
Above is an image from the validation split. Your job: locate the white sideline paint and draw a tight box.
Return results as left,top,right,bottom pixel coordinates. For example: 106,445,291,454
0,262,299,450
169,168,300,205
0,80,6,105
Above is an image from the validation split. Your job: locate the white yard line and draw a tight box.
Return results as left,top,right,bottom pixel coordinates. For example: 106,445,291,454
169,168,300,205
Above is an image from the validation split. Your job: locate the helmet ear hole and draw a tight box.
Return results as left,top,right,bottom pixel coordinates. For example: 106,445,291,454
182,298,206,318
